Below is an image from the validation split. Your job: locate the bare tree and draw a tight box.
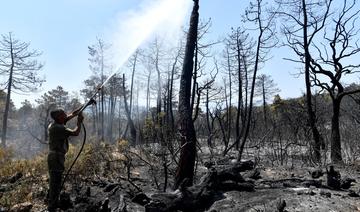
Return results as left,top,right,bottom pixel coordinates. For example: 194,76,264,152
149,38,165,145
35,93,55,143
122,74,137,145
122,50,141,142
0,32,44,147
224,27,254,153
238,0,277,160
275,0,332,162
256,74,280,125
81,75,101,137
166,43,183,133
88,38,111,142
191,19,217,121
309,0,360,163
107,74,122,143
174,0,199,189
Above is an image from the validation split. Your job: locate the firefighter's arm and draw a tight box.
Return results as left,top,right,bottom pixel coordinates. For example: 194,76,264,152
68,113,84,136
65,106,83,123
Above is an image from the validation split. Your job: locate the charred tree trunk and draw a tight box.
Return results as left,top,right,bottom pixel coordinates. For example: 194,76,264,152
302,0,323,163
101,79,105,142
227,49,233,148
331,98,342,163
1,41,14,148
122,74,137,145
261,78,267,125
168,55,177,132
190,44,198,118
205,89,213,148
174,0,199,189
155,49,165,146
130,51,138,116
235,35,244,150
146,71,151,116
238,29,262,160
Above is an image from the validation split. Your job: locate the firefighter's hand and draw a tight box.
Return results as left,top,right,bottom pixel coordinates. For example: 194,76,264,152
86,98,96,107
77,112,84,123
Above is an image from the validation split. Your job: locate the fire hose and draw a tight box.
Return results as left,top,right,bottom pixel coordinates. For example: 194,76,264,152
60,87,101,192
60,122,87,192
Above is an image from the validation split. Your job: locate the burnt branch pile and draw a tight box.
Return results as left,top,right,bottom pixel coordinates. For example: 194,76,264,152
131,160,255,212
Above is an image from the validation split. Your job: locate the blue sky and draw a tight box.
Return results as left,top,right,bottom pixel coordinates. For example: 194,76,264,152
1,0,306,108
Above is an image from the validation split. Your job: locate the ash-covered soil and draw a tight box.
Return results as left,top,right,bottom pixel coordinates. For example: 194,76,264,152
2,147,360,212
208,165,360,212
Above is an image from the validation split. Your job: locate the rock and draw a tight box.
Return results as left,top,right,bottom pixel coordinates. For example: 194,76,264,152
116,195,127,212
0,185,7,192
9,202,32,212
204,161,214,169
276,198,286,212
131,192,151,205
310,169,324,179
145,200,167,212
249,169,261,180
320,190,331,198
341,178,356,189
9,172,23,184
327,166,341,190
74,202,101,212
309,190,316,196
59,192,73,210
86,186,91,196
303,179,323,188
99,198,110,212
104,183,119,192
74,195,89,204
348,190,360,197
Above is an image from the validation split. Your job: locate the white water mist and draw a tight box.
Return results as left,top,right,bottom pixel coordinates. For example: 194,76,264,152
101,0,192,87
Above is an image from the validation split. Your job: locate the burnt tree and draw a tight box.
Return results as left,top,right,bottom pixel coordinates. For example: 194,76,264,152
0,32,44,147
309,0,360,163
275,0,332,162
238,0,277,160
122,74,137,145
174,0,199,189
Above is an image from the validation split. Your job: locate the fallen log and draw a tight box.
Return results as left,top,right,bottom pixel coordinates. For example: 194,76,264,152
141,160,255,212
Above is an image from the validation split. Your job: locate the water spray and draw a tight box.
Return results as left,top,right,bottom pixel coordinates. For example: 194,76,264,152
60,0,191,193
79,0,190,112
78,70,122,113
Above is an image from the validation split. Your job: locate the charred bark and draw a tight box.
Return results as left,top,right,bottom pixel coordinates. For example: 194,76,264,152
174,0,199,189
302,0,323,164
122,74,137,145
1,41,14,148
331,98,342,163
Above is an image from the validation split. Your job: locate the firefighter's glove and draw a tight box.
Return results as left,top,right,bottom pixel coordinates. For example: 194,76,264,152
86,98,96,107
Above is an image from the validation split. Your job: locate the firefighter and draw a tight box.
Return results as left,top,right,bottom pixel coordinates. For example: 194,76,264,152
47,107,83,211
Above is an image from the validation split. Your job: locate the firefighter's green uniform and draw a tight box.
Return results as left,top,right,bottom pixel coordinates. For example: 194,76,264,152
47,122,72,211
